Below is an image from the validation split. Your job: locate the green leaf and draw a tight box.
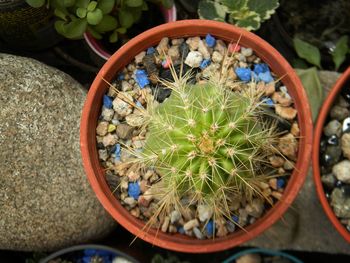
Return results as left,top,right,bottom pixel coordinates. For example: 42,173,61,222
87,26,103,39
130,7,142,22
234,12,260,31
54,8,69,20
63,0,75,7
292,58,309,69
109,31,119,42
118,9,134,28
293,37,321,69
198,0,227,22
220,0,247,10
125,0,143,7
26,0,46,8
55,18,87,39
142,1,148,11
87,1,98,11
116,27,126,34
98,0,115,14
161,0,173,9
296,67,323,122
86,8,103,25
76,7,87,18
247,0,279,20
76,0,90,8
332,35,349,71
93,15,118,32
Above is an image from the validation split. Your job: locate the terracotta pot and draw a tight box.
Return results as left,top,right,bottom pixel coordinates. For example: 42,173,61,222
312,67,350,243
83,6,177,62
80,20,313,253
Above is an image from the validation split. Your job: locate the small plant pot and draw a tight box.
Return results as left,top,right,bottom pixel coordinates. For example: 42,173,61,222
84,5,177,65
40,244,139,263
80,20,313,253
312,67,350,243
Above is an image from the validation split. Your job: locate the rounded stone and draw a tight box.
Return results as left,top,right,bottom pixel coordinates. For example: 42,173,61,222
0,54,115,251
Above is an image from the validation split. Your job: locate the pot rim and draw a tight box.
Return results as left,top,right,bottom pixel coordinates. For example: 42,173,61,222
80,19,313,253
312,67,350,243
84,6,177,61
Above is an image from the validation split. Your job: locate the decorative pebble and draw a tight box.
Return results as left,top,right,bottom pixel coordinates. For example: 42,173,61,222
101,107,114,121
161,58,171,69
343,117,350,133
135,69,150,89
135,51,146,64
205,34,216,48
327,135,339,146
200,59,211,69
183,219,199,231
258,71,274,83
197,204,213,222
170,210,181,224
102,133,117,147
198,40,211,59
228,43,241,53
186,37,200,51
185,51,203,68
262,97,274,107
117,73,124,80
235,67,251,82
342,133,350,159
253,63,269,75
156,37,169,54
193,227,204,239
128,182,140,199
212,51,223,63
275,105,297,120
241,47,253,57
96,121,108,136
178,227,185,234
324,119,342,137
206,220,214,236
330,105,349,121
112,93,133,117
115,144,121,161
124,197,137,207
332,160,350,183
146,47,155,55
107,124,116,133
103,95,113,109
135,100,144,109
277,178,285,189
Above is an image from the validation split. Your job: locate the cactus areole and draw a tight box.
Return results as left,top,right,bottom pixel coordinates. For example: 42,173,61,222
80,20,313,253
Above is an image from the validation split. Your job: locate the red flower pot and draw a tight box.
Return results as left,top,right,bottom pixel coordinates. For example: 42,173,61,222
80,20,313,253
313,67,350,243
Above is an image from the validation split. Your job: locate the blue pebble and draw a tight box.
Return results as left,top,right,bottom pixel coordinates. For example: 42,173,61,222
206,220,215,236
262,97,274,107
118,73,124,80
128,182,140,199
251,71,260,82
205,34,216,48
147,47,156,55
135,69,150,89
258,71,274,83
235,67,251,82
103,95,113,109
200,59,211,69
115,144,121,161
253,63,270,75
178,226,185,234
135,100,144,109
232,215,239,223
277,178,285,189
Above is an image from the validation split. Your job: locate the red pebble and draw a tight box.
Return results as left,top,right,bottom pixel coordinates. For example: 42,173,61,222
228,43,241,53
162,58,171,69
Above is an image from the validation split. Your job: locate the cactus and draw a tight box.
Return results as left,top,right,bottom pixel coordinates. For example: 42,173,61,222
198,0,279,31
129,62,282,228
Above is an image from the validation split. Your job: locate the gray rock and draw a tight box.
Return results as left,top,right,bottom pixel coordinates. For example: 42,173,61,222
323,119,342,137
325,145,342,166
332,160,350,183
245,199,264,218
101,107,115,122
241,47,253,57
125,113,145,127
341,133,350,160
0,54,115,251
331,188,350,218
321,173,336,189
330,105,349,121
193,227,204,239
170,210,181,224
112,93,133,117
116,124,134,140
156,37,169,54
198,39,211,59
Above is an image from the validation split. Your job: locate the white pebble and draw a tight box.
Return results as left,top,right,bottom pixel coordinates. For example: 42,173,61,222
212,51,223,63
185,51,203,68
198,39,211,59
170,210,181,224
183,219,199,231
197,204,213,222
193,227,204,239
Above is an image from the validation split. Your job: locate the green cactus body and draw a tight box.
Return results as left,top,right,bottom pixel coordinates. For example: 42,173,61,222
139,78,277,217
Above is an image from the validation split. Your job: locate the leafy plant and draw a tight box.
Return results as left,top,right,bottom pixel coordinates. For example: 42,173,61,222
293,36,350,71
198,0,279,31
128,63,285,229
26,0,173,42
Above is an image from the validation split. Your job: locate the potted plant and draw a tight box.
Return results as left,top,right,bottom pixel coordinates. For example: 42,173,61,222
39,244,139,263
313,66,350,243
80,20,312,253
25,0,176,62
